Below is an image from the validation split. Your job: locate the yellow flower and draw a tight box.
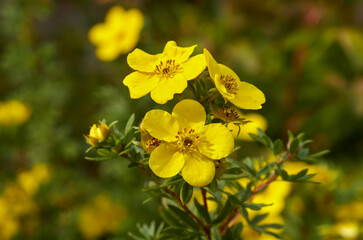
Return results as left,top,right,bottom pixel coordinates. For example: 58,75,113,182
142,99,234,187
88,6,143,61
84,121,110,146
204,49,265,109
0,100,32,125
78,194,126,240
228,112,268,141
123,41,206,104
17,163,50,196
0,198,19,240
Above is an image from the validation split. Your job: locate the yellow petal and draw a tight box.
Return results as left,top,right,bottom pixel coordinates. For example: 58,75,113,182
231,81,266,109
214,74,235,100
163,41,197,64
198,123,234,159
123,71,159,99
228,113,267,141
181,152,215,187
203,49,220,81
149,143,185,178
218,64,240,80
105,6,125,27
143,109,179,142
95,42,120,61
88,23,108,45
172,99,206,130
182,54,206,80
125,9,144,30
127,49,161,72
150,74,188,104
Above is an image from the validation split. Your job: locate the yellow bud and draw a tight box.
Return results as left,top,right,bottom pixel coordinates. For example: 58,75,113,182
85,121,109,146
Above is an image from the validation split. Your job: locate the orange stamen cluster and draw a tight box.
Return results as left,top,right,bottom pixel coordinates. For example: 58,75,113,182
145,137,161,151
214,105,239,122
220,75,238,94
154,59,180,78
175,128,200,152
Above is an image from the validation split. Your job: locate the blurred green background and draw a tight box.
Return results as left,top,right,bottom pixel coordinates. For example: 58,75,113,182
0,0,362,239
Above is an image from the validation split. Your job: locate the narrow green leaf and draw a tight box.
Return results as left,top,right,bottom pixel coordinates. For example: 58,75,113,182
125,113,135,133
194,198,211,224
168,205,200,230
289,138,300,153
213,199,234,224
180,182,193,204
85,156,112,161
249,133,263,143
244,203,272,211
210,226,222,240
97,148,117,157
259,223,284,229
251,213,268,226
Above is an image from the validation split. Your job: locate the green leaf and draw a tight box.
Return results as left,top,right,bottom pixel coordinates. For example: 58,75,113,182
289,138,300,153
309,149,330,158
125,113,135,133
210,226,222,240
208,178,219,193
273,139,284,155
213,199,234,224
241,182,252,202
97,148,117,157
85,156,116,161
297,148,309,159
251,213,268,226
194,198,211,224
168,205,200,230
180,182,193,204
259,223,284,229
248,133,262,143
244,203,272,211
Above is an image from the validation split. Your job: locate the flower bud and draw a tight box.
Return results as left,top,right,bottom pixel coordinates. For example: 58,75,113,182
214,159,226,179
84,121,109,146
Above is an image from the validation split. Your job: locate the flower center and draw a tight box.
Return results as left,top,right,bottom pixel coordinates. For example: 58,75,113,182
175,128,200,152
154,59,180,78
145,137,161,151
220,75,238,94
214,106,239,122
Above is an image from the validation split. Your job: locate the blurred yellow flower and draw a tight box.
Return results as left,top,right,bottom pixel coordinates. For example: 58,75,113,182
0,163,50,239
84,121,109,146
88,6,144,61
204,49,265,109
319,221,361,240
123,41,206,104
227,112,267,141
0,198,19,240
17,163,50,196
143,99,234,187
78,194,126,240
0,100,32,125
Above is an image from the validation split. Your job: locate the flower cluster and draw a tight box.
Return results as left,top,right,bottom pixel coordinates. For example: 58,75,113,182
84,39,327,240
